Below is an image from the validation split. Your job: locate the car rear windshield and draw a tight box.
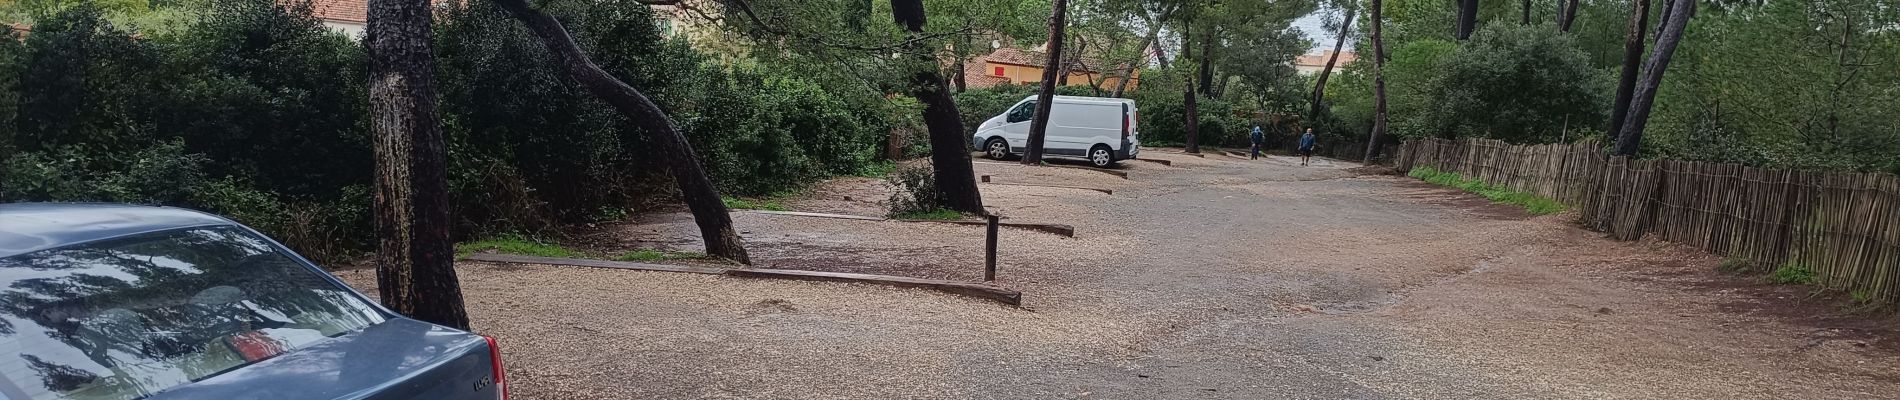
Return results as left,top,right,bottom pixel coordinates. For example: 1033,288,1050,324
0,226,387,400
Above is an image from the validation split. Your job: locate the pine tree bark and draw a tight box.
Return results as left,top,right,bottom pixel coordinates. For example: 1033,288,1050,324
953,59,967,92
1613,0,1694,156
891,0,984,212
1558,0,1580,32
1605,0,1651,141
1309,8,1355,120
493,0,750,263
1182,25,1200,154
1456,0,1479,40
1024,0,1068,165
1365,0,1389,162
368,0,468,330
1197,28,1215,97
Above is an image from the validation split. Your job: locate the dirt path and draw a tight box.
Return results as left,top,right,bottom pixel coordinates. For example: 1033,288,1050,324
336,150,1899,399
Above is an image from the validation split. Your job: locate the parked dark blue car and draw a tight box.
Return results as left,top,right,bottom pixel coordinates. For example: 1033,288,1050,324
0,204,506,400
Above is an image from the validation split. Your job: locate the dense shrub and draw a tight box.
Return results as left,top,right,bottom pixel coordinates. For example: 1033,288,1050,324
885,164,942,217
1129,87,1248,148
0,0,895,260
1332,23,1606,144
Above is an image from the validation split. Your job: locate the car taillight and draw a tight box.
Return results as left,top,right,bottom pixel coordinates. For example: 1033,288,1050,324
484,335,509,400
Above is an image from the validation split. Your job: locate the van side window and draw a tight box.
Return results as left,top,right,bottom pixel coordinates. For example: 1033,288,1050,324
1007,101,1036,123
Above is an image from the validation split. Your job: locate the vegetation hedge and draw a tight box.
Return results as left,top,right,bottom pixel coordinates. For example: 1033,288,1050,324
0,1,892,261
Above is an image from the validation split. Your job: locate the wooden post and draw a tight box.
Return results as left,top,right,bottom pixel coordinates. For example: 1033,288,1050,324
985,214,999,281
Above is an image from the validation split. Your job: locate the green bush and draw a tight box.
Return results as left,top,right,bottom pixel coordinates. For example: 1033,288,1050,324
456,233,583,258
1331,23,1606,144
1768,264,1817,285
1408,166,1567,215
1129,88,1248,148
886,164,944,217
0,0,897,259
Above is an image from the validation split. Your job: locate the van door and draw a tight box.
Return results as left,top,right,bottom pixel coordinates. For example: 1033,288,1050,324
1046,101,1117,157
1001,99,1035,151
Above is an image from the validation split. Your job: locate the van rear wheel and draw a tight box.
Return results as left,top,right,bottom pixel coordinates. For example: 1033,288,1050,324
1089,145,1116,168
985,138,1011,160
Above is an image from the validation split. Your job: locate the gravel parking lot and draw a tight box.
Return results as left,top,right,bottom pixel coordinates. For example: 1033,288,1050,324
336,150,1899,399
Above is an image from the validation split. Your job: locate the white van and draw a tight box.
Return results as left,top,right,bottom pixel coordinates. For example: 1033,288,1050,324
970,95,1139,167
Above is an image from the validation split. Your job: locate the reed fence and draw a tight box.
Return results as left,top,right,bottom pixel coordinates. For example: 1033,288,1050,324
1396,138,1900,303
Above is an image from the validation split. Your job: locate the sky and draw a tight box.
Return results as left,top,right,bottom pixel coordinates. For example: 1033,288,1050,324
1294,8,1354,52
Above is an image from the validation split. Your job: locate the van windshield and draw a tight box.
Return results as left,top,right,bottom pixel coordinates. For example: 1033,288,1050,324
0,227,387,400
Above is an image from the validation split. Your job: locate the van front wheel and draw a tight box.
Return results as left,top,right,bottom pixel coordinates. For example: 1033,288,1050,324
1089,145,1116,168
985,138,1011,160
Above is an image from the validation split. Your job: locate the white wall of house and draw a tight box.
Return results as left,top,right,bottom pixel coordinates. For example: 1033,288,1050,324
322,20,366,38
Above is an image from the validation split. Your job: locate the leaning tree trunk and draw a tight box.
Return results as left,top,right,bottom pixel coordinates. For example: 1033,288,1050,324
1559,0,1580,32
1605,0,1651,141
368,0,468,330
1365,0,1389,162
1111,28,1158,97
1456,0,1479,40
1309,8,1355,120
1024,0,1069,165
1613,0,1694,156
493,0,750,263
891,0,985,213
1182,25,1200,154
1654,0,1676,38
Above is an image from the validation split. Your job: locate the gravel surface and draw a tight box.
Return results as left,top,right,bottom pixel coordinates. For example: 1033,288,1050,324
336,149,1898,399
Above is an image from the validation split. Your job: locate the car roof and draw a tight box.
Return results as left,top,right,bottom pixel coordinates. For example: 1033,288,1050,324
0,203,235,258
1021,95,1135,106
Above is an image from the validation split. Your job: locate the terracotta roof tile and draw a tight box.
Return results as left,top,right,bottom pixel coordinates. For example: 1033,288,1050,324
305,0,368,23
982,47,1107,73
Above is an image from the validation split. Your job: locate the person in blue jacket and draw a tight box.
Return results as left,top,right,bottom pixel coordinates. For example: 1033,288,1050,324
1298,128,1317,166
1249,125,1265,160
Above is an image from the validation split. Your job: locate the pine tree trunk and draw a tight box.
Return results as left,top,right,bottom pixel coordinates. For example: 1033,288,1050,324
1521,0,1532,25
1613,0,1694,156
1197,29,1215,97
1024,0,1068,165
367,0,468,330
493,0,750,263
1182,25,1200,154
1366,0,1389,162
1605,0,1651,140
891,0,984,213
1558,0,1580,32
1309,8,1355,120
953,60,967,92
1456,0,1479,40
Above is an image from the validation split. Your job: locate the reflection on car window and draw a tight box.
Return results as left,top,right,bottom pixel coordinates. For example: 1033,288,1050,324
1009,101,1036,122
0,227,386,400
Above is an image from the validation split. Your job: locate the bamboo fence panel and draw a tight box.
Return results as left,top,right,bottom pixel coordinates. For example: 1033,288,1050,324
1394,139,1900,303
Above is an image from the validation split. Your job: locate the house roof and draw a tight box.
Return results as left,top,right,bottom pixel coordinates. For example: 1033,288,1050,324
1293,50,1357,68
960,60,1011,87
306,0,369,23
983,47,1108,73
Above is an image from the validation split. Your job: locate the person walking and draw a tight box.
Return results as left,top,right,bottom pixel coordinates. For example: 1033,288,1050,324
1249,125,1265,160
1298,128,1317,166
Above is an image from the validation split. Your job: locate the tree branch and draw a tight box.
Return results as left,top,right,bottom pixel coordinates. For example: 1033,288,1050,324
711,0,974,53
